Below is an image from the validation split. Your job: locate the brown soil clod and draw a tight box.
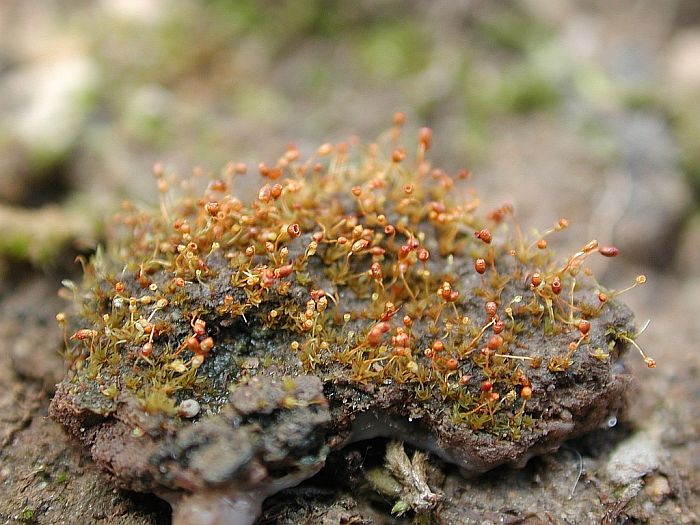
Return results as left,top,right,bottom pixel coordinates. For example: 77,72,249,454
49,127,643,525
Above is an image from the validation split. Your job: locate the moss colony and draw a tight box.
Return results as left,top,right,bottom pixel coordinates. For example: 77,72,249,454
50,117,653,525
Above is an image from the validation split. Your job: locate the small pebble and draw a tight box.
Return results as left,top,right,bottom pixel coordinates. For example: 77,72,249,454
645,474,671,503
177,398,200,418
606,433,661,485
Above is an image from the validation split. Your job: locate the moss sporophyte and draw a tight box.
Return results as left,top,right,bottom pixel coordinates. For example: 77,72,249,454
50,115,653,525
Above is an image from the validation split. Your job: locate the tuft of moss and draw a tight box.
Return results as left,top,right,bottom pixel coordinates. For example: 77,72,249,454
50,119,653,524
56,118,651,438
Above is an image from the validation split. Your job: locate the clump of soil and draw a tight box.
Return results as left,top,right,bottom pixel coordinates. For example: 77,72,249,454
49,123,647,524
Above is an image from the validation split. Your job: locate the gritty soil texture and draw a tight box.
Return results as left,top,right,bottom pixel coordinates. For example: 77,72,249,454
0,280,171,525
2,1,700,524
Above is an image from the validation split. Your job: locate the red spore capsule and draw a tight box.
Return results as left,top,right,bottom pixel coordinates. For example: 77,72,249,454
599,245,619,257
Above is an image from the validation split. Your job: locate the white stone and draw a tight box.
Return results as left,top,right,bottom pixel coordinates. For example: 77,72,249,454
605,433,661,486
13,56,98,155
668,30,700,92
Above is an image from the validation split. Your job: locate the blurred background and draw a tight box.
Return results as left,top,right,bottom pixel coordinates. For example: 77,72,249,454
2,0,700,269
1,1,699,523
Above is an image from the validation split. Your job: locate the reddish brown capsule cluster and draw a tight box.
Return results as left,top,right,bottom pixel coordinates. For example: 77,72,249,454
368,322,391,347
369,262,383,280
391,327,410,351
186,336,200,353
438,282,459,302
175,318,216,367
392,149,406,163
274,264,294,279
458,374,471,386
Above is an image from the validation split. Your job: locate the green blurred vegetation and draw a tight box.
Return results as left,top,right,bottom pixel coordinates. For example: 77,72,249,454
83,0,564,162
670,107,700,200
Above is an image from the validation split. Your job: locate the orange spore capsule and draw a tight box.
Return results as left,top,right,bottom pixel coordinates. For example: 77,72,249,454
141,342,153,357
458,374,471,386
186,336,200,354
275,264,294,278
599,245,619,257
493,320,505,334
392,149,406,163
419,127,432,150
485,301,498,317
475,229,492,244
487,335,503,350
270,184,283,199
199,337,214,354
193,319,206,336
578,319,591,335
551,277,562,295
